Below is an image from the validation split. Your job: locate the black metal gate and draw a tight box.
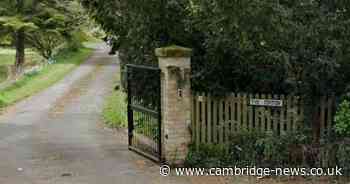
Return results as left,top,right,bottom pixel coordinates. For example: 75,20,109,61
126,64,162,162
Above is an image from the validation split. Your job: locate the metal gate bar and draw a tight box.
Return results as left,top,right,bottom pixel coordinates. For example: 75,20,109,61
127,64,162,162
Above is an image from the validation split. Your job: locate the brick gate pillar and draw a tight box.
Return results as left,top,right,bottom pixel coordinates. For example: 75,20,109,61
155,46,192,165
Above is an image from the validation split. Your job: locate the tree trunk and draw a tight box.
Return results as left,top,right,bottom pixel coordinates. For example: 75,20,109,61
14,30,25,75
312,104,321,144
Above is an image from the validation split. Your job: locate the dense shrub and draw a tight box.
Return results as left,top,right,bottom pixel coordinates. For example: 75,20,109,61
334,100,350,137
186,129,350,177
185,144,230,168
331,100,350,175
82,0,350,143
186,131,309,168
65,32,85,52
82,0,350,95
336,141,350,175
228,130,264,166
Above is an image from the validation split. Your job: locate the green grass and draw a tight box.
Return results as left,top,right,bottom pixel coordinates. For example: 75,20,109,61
0,66,7,82
102,72,128,128
0,48,42,83
0,47,93,108
0,48,42,66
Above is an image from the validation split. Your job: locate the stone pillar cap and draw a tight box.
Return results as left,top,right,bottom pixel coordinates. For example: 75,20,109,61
155,45,192,57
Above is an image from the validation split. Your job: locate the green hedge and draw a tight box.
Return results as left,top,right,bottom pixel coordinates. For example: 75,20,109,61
186,130,350,176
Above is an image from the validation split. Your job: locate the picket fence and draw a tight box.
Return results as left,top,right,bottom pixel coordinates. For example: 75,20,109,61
191,93,335,145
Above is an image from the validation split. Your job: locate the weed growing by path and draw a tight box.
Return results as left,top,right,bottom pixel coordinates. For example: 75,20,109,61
102,71,127,128
0,48,93,109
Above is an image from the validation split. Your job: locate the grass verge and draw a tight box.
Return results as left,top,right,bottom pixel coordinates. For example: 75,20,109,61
0,66,7,83
102,71,127,128
0,47,93,109
0,48,42,83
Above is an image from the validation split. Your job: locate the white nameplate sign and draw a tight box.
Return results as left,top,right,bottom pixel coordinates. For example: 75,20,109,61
250,99,283,107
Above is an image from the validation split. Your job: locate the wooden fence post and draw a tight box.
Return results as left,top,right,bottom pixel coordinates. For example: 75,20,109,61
191,93,334,146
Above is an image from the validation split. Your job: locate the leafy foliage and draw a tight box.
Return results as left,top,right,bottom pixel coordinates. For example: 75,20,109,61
185,144,230,168
82,0,350,142
336,141,350,175
0,0,90,66
186,130,350,175
27,30,64,59
334,100,350,137
0,16,38,31
82,0,350,95
185,131,309,168
81,0,191,88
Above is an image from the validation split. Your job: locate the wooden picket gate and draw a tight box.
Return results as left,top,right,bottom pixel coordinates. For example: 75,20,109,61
191,93,335,145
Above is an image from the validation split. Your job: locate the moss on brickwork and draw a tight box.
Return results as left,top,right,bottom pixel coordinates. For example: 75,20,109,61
155,45,192,57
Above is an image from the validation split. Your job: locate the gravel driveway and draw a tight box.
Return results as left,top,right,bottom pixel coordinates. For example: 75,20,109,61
0,44,222,184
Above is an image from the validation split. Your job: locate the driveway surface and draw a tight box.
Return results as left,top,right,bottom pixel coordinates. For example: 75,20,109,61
0,44,230,184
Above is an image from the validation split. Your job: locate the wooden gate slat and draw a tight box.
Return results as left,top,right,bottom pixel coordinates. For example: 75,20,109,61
261,94,267,131
225,96,230,142
286,95,292,132
254,94,260,131
248,94,254,131
266,94,272,131
293,96,298,131
242,94,247,131
280,95,285,134
230,94,235,135
237,93,242,132
219,99,224,143
195,95,200,149
207,94,212,143
213,99,218,143
273,94,279,131
192,94,196,142
201,93,207,143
